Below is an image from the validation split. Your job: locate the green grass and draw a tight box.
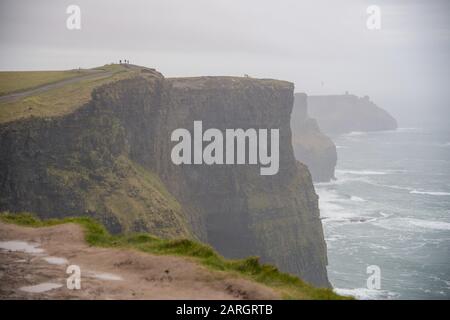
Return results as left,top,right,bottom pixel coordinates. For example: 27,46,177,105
0,64,135,124
0,212,350,300
0,65,134,123
45,155,191,238
0,64,130,97
0,70,91,96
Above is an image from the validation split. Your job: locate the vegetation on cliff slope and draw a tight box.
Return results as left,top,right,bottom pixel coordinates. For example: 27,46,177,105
0,64,137,123
45,155,191,238
0,70,90,96
0,212,348,300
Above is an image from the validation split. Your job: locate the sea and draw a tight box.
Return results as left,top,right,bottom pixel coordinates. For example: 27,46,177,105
315,127,450,299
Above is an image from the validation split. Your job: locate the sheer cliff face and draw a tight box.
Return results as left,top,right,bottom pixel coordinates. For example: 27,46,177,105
158,77,329,287
291,93,337,182
0,70,330,287
0,70,192,238
308,94,398,135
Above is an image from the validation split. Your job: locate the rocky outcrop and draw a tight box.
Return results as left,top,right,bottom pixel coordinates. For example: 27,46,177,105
291,93,336,182
0,69,330,287
308,94,397,135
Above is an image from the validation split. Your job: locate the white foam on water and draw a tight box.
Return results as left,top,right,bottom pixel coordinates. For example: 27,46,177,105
350,196,366,202
381,184,411,191
316,174,371,187
334,287,398,300
363,180,413,192
410,190,450,196
407,219,450,231
374,217,450,232
0,241,44,254
315,188,375,225
379,211,393,218
337,169,388,176
315,180,339,187
346,131,367,137
316,189,355,222
368,243,389,250
19,282,62,293
43,256,68,265
87,271,123,281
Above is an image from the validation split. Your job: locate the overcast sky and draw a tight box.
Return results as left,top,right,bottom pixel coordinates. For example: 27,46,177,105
1,0,449,126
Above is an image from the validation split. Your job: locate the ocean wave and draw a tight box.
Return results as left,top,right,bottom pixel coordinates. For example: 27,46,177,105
325,235,346,242
316,188,376,225
368,243,389,250
333,287,399,300
314,176,367,187
410,190,450,196
362,180,413,192
315,173,374,188
318,171,410,189
346,131,367,137
336,169,388,176
407,219,450,230
350,196,366,202
374,217,450,232
379,211,393,218
316,189,358,221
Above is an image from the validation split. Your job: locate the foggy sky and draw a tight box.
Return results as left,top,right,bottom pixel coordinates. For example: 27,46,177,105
0,0,449,126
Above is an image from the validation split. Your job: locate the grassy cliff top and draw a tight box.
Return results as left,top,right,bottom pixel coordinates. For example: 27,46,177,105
0,64,132,94
0,212,348,300
168,76,294,91
0,69,95,96
0,65,293,124
0,64,144,124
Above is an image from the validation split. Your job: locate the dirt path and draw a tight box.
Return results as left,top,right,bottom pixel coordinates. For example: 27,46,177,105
0,70,113,104
0,222,279,300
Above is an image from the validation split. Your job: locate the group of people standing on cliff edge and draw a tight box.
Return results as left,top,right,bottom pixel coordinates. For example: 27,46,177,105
119,59,130,64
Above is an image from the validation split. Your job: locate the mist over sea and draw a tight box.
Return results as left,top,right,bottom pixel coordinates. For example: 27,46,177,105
315,127,450,299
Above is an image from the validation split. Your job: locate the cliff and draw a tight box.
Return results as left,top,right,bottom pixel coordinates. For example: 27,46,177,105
0,69,191,238
0,67,330,287
291,93,337,182
307,94,398,135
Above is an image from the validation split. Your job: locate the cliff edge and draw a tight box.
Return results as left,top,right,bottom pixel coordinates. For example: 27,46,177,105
0,66,330,287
